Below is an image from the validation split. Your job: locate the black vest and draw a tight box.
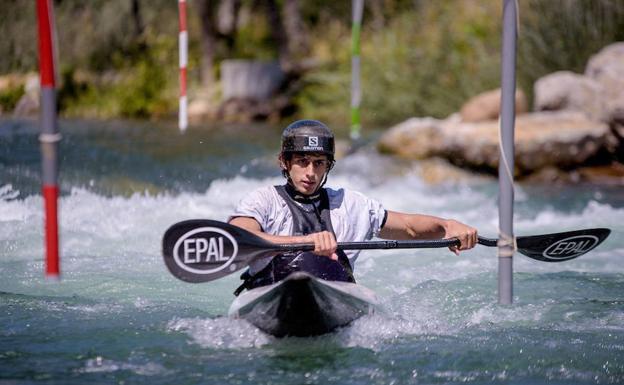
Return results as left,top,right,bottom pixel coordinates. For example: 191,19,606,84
233,185,355,296
274,185,352,269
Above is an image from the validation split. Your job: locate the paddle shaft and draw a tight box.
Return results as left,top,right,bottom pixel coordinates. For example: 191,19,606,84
276,236,498,253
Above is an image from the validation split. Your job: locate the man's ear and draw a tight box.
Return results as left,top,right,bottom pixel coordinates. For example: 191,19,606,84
278,154,289,171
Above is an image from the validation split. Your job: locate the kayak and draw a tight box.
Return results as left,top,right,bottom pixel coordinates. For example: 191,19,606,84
228,271,378,337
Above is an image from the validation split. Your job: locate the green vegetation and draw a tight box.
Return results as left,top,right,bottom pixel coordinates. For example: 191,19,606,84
0,84,25,112
296,2,504,125
1,0,623,127
297,0,624,126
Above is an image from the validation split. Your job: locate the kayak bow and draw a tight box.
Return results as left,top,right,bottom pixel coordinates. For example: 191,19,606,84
228,272,378,337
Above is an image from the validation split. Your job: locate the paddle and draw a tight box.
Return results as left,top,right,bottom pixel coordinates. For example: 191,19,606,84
162,219,610,283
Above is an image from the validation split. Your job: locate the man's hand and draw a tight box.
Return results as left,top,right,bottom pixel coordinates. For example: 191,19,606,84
229,217,340,260
444,219,478,255
305,231,338,260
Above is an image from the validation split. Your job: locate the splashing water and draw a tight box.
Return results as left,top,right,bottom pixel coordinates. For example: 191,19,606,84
1,118,623,384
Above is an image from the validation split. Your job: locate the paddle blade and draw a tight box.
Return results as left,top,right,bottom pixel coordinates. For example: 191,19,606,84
162,219,279,283
516,228,611,262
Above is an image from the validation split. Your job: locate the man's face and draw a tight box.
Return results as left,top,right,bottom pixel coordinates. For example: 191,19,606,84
284,153,331,195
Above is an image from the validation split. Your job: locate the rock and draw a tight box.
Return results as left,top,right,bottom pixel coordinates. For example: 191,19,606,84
378,43,623,180
186,60,294,123
533,43,624,126
379,111,610,176
221,60,285,101
585,42,624,124
188,97,218,123
577,163,624,185
533,71,606,121
524,163,624,185
585,42,624,79
13,94,39,117
216,95,292,123
415,158,493,184
13,74,40,117
377,117,446,159
450,111,610,173
459,88,527,122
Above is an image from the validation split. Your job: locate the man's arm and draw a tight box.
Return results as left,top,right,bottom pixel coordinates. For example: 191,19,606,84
229,216,338,260
379,210,477,254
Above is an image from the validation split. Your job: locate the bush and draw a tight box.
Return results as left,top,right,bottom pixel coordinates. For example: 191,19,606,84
518,0,624,106
0,85,25,112
297,2,502,126
297,0,624,128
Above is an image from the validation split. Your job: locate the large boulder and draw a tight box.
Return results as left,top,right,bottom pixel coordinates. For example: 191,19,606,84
459,88,527,122
378,111,610,175
378,43,623,181
585,42,624,125
533,71,606,121
377,117,446,159
449,111,609,173
585,42,624,79
221,60,285,101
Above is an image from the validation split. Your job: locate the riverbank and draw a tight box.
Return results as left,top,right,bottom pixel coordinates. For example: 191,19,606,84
378,43,624,184
2,2,623,127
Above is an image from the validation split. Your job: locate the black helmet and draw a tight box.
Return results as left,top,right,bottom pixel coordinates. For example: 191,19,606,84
281,120,335,159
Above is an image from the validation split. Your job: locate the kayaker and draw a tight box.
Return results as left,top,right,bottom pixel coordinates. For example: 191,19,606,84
229,119,477,294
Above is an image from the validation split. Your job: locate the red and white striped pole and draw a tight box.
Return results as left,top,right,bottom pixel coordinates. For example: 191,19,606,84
178,0,188,131
36,0,61,279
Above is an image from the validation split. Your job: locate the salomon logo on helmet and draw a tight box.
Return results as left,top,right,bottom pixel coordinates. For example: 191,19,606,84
281,120,335,158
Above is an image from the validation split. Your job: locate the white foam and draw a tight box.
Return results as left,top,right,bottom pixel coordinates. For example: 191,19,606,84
167,316,271,348
1,173,623,346
80,356,170,376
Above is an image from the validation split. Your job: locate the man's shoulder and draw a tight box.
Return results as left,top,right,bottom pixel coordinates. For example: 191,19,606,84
248,184,280,195
239,185,280,203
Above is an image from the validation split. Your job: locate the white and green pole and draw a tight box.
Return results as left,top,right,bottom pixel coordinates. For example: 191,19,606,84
350,0,364,140
498,0,518,304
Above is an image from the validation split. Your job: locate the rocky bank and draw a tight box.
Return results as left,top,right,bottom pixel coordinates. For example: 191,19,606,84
378,42,624,184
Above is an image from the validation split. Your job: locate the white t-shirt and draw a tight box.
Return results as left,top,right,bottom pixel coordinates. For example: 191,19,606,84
229,185,386,273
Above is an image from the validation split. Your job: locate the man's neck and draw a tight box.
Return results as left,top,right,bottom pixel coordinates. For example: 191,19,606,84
284,183,322,203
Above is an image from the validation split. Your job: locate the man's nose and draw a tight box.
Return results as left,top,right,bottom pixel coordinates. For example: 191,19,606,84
304,162,316,174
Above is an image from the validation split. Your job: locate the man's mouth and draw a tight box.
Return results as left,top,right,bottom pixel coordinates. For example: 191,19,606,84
301,180,315,189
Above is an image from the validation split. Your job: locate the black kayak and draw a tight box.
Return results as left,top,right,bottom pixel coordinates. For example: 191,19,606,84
228,271,378,337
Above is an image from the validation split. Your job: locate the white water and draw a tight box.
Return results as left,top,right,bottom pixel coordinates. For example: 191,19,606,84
2,164,622,351
2,119,624,383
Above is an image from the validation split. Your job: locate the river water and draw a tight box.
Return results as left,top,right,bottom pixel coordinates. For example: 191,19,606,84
1,118,623,384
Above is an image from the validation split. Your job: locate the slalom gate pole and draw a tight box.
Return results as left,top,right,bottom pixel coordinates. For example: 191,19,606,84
36,0,61,280
498,0,518,304
350,0,364,140
179,0,188,131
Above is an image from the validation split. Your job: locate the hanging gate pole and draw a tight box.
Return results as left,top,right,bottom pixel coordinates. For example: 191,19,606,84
498,0,518,304
350,0,364,140
179,0,188,132
37,0,61,279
